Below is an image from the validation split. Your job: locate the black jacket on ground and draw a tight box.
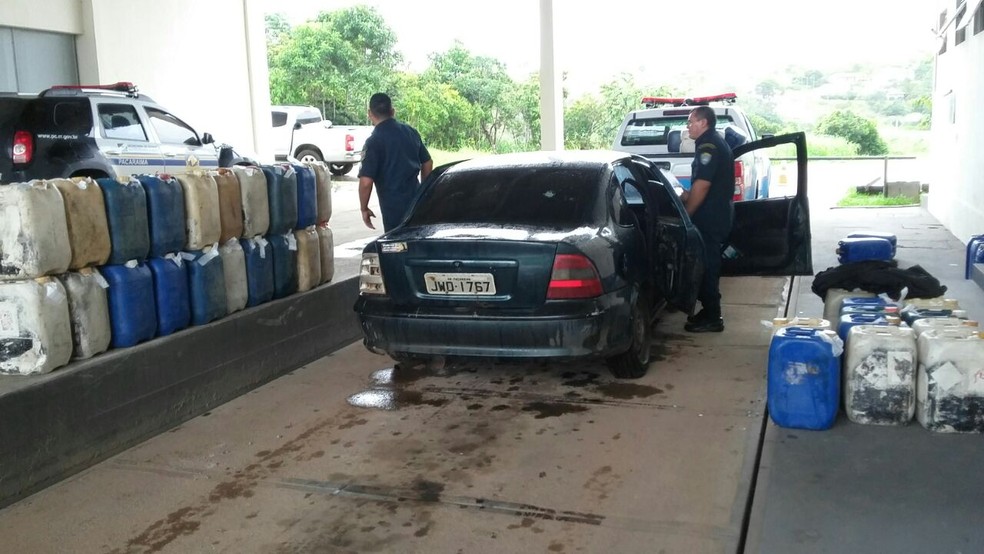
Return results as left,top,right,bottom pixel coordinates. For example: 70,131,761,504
811,260,947,301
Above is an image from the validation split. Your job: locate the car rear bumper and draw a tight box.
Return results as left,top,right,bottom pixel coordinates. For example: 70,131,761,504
356,291,633,360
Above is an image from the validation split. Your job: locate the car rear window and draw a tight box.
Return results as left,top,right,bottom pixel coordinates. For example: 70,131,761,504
18,98,92,135
406,166,603,228
620,114,736,147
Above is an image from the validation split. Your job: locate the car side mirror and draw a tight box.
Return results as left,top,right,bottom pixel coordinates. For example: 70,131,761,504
323,120,334,128
201,132,214,145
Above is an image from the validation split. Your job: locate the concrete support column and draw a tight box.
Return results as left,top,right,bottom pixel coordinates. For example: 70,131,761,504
539,0,563,151
243,0,273,161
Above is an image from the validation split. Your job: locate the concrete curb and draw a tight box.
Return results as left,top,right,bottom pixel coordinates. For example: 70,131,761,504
0,277,361,509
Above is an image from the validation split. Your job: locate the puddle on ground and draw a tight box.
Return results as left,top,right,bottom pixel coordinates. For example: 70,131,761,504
561,371,601,388
593,382,663,399
347,389,450,411
522,402,590,419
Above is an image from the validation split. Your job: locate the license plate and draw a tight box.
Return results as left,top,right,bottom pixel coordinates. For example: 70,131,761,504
424,273,496,295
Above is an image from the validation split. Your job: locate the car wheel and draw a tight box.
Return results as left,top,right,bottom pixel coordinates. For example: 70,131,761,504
296,149,323,164
606,292,652,379
329,163,354,176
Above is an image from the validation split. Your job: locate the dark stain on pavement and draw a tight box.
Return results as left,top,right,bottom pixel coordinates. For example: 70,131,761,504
413,479,445,503
522,402,590,419
561,371,601,387
594,382,663,399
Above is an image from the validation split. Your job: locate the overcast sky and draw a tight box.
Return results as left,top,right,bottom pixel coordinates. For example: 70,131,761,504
268,1,940,96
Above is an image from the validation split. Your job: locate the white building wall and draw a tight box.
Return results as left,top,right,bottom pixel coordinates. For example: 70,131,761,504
930,2,984,242
2,0,82,34
1,0,271,161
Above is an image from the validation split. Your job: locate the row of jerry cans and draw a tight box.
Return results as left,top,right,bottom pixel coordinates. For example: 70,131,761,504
0,162,332,281
0,225,335,376
768,297,984,433
966,233,984,280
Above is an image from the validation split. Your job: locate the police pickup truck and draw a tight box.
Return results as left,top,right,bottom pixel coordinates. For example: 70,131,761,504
0,82,254,184
612,93,771,201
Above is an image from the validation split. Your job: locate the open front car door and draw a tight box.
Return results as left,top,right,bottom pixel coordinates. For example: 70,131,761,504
722,132,812,276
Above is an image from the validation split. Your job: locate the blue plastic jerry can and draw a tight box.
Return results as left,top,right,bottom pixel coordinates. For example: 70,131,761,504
768,327,842,430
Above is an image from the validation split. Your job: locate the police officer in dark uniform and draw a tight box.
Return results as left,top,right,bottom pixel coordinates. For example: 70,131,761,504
680,105,734,333
358,92,433,231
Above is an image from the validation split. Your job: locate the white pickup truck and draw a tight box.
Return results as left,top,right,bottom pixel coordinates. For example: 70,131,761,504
612,93,771,201
271,105,373,176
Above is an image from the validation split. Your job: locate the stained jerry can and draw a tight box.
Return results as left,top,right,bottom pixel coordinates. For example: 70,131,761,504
836,237,894,264
138,174,186,257
294,227,321,293
213,168,244,243
218,238,248,314
316,223,335,283
843,325,917,425
52,177,111,269
846,232,898,257
177,172,221,250
233,166,270,238
900,298,960,326
911,317,978,337
57,268,111,360
184,244,227,326
822,289,875,325
917,328,984,433
268,232,298,299
292,164,318,230
262,164,298,235
840,296,889,315
965,234,984,280
305,161,332,224
768,326,844,430
239,236,274,307
0,277,73,375
98,176,151,265
146,254,191,337
0,180,71,280
771,317,831,332
100,261,157,348
838,312,899,342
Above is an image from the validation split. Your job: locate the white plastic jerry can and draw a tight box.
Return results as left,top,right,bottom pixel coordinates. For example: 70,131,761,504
843,325,917,425
0,277,73,375
316,223,334,284
218,238,248,314
177,172,222,250
0,180,72,280
916,327,984,433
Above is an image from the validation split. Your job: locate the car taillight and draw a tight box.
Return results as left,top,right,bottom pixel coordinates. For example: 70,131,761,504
345,133,354,152
547,254,603,299
733,160,745,201
359,253,386,295
12,130,33,164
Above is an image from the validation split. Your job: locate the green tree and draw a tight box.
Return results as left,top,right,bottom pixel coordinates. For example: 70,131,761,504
793,69,827,88
506,73,541,151
424,42,515,150
267,6,401,124
754,79,781,100
815,110,888,155
389,73,479,150
265,13,290,46
564,94,606,150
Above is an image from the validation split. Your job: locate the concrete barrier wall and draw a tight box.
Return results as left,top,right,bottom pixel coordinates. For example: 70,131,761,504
0,276,361,508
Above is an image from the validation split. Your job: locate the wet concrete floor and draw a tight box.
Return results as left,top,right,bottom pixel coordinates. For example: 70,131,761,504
0,277,787,554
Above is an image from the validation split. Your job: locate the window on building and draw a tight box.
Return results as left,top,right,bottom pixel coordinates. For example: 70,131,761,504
0,27,78,93
956,1,967,45
939,9,949,54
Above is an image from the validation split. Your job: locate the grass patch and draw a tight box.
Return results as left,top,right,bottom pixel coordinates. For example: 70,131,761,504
837,191,919,207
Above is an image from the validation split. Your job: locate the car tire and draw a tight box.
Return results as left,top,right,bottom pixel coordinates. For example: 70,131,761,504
606,291,652,379
329,163,354,176
296,149,323,164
